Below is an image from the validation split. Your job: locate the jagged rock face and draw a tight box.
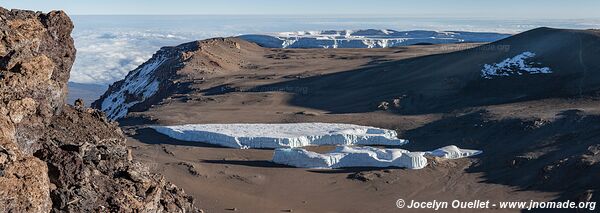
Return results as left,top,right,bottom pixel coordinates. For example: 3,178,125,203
0,8,76,153
36,106,197,212
0,8,197,212
0,116,51,212
0,8,74,212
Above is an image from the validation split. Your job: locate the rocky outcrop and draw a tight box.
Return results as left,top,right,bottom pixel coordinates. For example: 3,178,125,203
0,8,197,212
0,8,75,154
36,105,197,212
0,8,74,212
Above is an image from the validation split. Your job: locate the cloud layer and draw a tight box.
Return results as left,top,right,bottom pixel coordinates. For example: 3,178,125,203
71,30,194,84
68,16,600,85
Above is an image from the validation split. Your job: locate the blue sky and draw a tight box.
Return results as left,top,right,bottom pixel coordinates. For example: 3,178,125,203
3,0,600,18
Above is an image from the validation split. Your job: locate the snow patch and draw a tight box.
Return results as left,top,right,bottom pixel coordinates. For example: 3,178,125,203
151,123,408,149
426,145,483,159
481,52,552,79
272,145,481,169
100,55,166,120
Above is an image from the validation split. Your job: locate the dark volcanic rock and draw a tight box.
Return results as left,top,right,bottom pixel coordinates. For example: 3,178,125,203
0,8,75,154
0,8,197,212
347,171,384,182
0,7,74,212
36,106,197,212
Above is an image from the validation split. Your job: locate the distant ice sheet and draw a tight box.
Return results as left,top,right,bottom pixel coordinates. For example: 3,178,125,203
239,29,510,48
272,145,482,169
151,123,408,149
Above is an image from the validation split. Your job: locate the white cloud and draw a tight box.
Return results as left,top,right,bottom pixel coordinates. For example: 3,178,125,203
70,30,195,84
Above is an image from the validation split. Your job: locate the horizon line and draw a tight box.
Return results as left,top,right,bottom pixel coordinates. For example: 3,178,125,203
66,14,600,20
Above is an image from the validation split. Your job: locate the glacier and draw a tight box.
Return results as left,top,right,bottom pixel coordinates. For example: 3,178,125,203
152,123,482,169
272,145,482,169
481,51,552,79
273,146,428,169
238,29,510,49
151,123,408,149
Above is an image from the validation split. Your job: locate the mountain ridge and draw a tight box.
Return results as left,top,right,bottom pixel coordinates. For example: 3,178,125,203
95,27,600,119
92,37,265,120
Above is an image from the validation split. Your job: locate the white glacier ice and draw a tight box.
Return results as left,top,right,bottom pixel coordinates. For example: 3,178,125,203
426,145,483,159
272,145,482,169
272,146,428,169
152,122,482,169
481,51,552,79
151,123,408,149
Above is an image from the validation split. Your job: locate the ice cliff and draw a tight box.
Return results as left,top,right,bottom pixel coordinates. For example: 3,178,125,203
272,145,482,169
151,123,408,149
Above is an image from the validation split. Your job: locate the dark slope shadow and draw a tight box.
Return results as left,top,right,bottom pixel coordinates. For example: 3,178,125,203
229,28,600,116
202,159,292,168
308,167,405,174
118,115,158,126
246,53,587,116
130,127,227,148
402,109,600,212
202,160,405,172
132,128,297,168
